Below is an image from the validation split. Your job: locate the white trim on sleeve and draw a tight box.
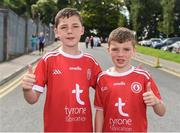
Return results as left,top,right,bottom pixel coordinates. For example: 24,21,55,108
32,85,44,93
94,106,104,111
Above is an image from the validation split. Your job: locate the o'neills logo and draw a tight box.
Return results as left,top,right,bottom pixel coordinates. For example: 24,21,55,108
131,82,142,93
69,66,82,71
87,69,91,80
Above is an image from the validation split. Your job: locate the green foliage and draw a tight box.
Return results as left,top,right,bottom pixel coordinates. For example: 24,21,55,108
118,13,128,27
129,0,162,40
56,0,69,9
1,0,179,39
32,0,57,25
130,0,140,32
158,0,176,37
80,0,124,38
173,0,180,36
3,0,38,17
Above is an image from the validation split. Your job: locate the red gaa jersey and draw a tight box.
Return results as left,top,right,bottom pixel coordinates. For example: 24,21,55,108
32,49,101,132
94,66,161,132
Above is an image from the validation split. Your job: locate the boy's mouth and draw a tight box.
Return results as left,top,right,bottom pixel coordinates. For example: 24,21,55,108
116,59,125,64
67,37,74,40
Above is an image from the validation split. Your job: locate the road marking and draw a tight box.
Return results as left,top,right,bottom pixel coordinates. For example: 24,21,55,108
0,76,22,98
0,66,36,99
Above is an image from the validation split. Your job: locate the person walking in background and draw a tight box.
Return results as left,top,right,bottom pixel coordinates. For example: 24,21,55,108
90,35,94,49
21,7,101,132
94,27,166,132
85,36,89,48
38,32,45,54
30,34,38,51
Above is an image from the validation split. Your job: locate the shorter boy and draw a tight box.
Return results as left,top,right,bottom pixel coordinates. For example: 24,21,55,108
94,27,166,132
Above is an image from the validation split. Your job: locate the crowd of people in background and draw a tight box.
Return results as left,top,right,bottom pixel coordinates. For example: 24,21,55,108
84,35,107,49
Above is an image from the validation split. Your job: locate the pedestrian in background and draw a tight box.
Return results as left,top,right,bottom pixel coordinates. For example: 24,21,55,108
90,35,94,49
22,7,101,132
94,27,166,132
38,32,45,54
85,36,89,48
30,34,38,51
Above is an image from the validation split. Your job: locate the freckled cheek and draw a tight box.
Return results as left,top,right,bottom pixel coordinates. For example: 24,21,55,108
109,53,116,58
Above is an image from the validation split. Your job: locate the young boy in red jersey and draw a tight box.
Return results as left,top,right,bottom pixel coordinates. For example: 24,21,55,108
22,8,101,132
94,27,166,132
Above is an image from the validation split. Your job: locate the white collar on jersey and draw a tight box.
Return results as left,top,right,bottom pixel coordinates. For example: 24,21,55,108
106,66,135,76
58,48,83,59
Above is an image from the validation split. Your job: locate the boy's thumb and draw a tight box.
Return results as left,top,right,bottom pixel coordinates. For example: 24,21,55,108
146,82,151,92
28,65,33,74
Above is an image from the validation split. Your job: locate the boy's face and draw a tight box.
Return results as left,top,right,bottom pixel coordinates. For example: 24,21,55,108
108,40,135,71
54,15,84,47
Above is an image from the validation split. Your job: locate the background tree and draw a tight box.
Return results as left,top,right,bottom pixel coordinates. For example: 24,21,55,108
3,0,37,17
56,0,69,10
173,0,180,36
128,0,162,40
158,0,176,37
129,0,141,37
31,0,57,25
80,0,124,38
1,0,179,39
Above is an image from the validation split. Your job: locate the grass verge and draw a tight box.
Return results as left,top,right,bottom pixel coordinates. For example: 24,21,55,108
136,45,180,63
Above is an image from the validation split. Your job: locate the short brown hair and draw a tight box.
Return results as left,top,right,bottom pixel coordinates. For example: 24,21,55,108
54,7,83,28
108,27,136,47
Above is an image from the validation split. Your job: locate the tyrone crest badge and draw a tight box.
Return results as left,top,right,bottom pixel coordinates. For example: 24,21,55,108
131,82,142,93
87,69,91,80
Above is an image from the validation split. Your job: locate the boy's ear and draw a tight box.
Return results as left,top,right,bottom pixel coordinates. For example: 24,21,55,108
132,47,136,56
54,28,57,35
107,47,110,53
54,28,57,34
81,26,85,35
54,28,59,38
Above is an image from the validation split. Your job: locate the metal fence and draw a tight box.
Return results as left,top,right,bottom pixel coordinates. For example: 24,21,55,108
0,8,55,62
0,11,4,61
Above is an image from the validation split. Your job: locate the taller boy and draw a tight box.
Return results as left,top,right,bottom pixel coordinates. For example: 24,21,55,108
22,8,101,132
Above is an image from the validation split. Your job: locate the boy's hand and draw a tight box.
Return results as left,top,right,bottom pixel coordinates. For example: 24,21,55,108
143,82,160,106
22,65,36,90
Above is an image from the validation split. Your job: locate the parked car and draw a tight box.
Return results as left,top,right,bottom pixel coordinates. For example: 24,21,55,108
150,38,163,48
138,40,152,46
154,37,180,49
162,41,180,53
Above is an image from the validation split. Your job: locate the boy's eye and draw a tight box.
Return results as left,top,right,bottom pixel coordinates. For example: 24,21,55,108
60,27,67,29
73,25,79,28
111,48,118,51
124,48,131,51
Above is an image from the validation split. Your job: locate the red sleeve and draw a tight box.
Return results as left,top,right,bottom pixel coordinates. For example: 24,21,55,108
90,61,102,89
145,75,162,100
150,77,162,100
94,77,103,110
32,58,48,93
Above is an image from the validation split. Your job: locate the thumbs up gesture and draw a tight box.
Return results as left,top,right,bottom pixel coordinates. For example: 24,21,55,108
22,65,36,90
143,82,160,106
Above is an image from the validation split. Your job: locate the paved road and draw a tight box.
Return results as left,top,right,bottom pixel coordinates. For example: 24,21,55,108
0,44,180,132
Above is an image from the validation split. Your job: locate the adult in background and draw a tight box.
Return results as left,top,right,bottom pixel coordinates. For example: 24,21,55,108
85,36,90,48
38,32,45,54
90,35,94,49
30,34,38,51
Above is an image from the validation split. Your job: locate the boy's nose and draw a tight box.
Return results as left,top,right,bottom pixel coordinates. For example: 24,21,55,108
117,50,124,56
67,27,72,33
